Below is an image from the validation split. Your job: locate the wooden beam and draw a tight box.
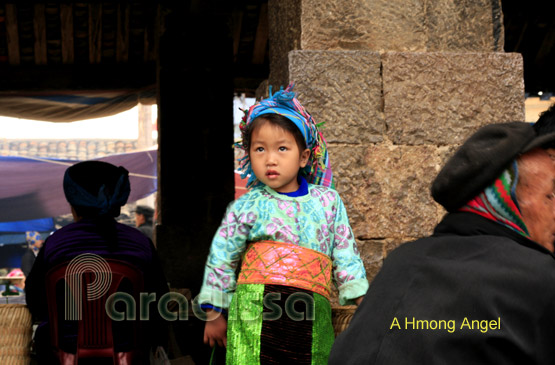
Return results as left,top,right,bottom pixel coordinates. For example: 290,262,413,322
144,22,150,63
251,3,268,65
100,3,117,62
0,64,157,92
143,4,159,63
33,3,47,65
73,3,88,63
128,3,145,63
232,8,243,61
116,3,129,63
60,4,74,64
149,5,161,63
0,8,6,64
89,4,102,64
45,4,62,64
5,4,20,65
143,6,153,62
137,103,153,149
535,21,555,66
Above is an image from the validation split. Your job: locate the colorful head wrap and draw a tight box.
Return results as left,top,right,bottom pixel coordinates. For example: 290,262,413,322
25,230,42,244
459,161,529,238
236,83,333,189
25,231,43,255
63,164,131,217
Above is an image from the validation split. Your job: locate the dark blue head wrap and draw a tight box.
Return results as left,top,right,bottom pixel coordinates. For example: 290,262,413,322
63,163,130,217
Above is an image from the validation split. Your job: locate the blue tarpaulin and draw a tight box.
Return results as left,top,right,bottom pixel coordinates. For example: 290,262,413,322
0,218,55,233
0,150,157,222
0,218,55,246
0,231,54,245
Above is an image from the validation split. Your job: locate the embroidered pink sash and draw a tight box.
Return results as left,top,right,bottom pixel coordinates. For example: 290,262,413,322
237,240,332,300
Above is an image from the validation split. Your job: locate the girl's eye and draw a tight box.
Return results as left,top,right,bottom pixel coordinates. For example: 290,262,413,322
279,146,287,151
255,147,264,152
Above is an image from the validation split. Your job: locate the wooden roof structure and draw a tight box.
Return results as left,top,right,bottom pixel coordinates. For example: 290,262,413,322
0,2,552,96
0,2,269,95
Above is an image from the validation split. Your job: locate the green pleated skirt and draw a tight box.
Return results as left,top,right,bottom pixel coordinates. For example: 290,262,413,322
226,283,335,364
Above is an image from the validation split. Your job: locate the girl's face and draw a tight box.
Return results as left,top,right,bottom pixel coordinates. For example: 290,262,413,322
249,121,310,193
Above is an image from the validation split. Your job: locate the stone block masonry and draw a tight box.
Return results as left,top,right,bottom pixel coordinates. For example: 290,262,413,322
383,52,525,145
289,50,524,282
267,0,514,285
269,0,505,87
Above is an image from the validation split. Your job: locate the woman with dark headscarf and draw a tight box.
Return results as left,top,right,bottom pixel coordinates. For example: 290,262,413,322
26,161,168,364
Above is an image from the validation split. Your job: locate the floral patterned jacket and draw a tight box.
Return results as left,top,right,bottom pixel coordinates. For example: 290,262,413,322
198,183,369,308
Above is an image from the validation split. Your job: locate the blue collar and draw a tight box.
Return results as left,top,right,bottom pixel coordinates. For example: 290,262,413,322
278,176,308,197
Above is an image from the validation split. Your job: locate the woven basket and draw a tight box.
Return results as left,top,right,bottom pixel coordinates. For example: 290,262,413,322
332,305,356,337
0,304,32,365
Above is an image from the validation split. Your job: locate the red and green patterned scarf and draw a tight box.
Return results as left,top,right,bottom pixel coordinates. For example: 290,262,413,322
459,160,529,238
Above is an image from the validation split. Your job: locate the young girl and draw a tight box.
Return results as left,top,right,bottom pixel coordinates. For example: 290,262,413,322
198,83,368,364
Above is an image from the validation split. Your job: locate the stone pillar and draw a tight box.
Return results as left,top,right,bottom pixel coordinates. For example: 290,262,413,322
268,0,524,285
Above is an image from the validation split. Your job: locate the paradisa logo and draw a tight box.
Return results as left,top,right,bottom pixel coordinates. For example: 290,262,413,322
64,253,316,322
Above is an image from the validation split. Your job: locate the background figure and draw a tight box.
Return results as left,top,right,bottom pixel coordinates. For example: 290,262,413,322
329,122,555,364
0,268,25,296
21,231,44,277
0,268,7,293
135,205,154,240
6,268,25,293
25,160,168,364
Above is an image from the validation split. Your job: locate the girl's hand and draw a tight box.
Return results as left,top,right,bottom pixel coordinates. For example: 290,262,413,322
204,311,228,348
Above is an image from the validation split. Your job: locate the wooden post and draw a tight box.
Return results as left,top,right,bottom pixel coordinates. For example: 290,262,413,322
137,103,153,149
156,2,234,292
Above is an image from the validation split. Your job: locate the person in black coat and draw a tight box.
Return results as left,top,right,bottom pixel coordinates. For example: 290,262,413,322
134,205,154,240
21,231,44,277
329,122,555,364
